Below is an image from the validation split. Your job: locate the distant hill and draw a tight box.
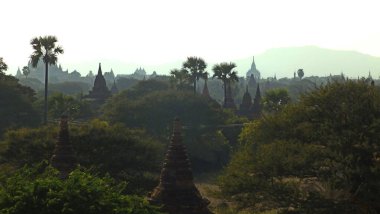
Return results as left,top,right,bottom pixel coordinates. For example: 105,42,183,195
234,46,380,79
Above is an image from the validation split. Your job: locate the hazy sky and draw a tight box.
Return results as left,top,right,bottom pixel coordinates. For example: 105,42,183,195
1,0,380,75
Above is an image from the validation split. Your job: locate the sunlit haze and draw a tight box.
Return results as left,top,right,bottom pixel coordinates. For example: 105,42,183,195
2,0,380,76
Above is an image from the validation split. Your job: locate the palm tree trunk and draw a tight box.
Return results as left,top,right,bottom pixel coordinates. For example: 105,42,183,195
223,80,227,105
193,80,196,94
44,62,48,124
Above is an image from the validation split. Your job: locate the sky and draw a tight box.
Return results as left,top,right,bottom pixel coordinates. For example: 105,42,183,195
1,0,380,76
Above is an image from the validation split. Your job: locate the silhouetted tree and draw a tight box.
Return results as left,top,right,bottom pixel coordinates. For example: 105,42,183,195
30,36,64,124
297,68,304,79
170,68,190,90
0,57,7,75
22,66,30,79
182,57,207,94
212,62,239,104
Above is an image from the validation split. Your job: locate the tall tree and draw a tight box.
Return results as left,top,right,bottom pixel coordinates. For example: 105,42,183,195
30,36,64,124
0,57,7,75
212,62,239,105
297,68,304,79
22,66,30,79
182,57,207,94
170,68,190,90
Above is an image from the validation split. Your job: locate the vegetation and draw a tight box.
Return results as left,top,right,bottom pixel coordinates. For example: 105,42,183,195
0,57,8,74
30,35,64,124
182,57,208,94
102,84,231,172
212,62,239,104
0,120,163,194
219,80,380,213
0,71,39,135
0,163,162,214
262,88,291,113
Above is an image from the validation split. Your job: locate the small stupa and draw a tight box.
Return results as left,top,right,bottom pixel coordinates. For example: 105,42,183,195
50,114,77,179
148,118,212,214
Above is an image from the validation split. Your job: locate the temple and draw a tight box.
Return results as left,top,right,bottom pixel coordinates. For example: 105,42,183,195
50,115,77,179
238,86,253,118
223,84,236,110
246,56,261,80
202,80,211,99
149,118,212,214
252,84,262,118
87,63,111,101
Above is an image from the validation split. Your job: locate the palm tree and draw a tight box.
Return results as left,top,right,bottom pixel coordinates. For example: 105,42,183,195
170,68,190,90
30,36,64,124
212,62,238,103
0,57,7,74
182,57,207,94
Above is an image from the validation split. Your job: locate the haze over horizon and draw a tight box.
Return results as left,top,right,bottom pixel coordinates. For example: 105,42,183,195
2,0,380,77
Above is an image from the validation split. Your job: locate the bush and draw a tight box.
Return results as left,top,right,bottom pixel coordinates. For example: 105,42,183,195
0,163,163,214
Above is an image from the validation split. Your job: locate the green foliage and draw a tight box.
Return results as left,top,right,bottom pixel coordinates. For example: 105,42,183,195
297,69,304,79
262,88,291,113
44,93,92,119
48,82,91,95
0,73,40,135
182,57,207,94
220,80,380,212
169,68,192,91
0,164,163,214
0,57,7,74
0,120,163,194
30,35,64,124
103,89,231,172
22,66,30,78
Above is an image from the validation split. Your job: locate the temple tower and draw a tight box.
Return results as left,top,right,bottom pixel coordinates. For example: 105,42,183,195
223,83,236,110
202,80,211,99
51,115,77,179
87,63,111,101
239,86,253,118
149,118,212,214
252,84,262,119
246,56,261,80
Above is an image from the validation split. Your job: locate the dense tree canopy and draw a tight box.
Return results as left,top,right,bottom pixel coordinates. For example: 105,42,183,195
102,85,231,172
0,120,164,194
0,72,39,135
220,80,380,213
0,164,162,214
262,88,291,113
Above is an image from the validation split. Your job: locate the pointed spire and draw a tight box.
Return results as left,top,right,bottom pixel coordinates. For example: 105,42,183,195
98,63,102,75
223,83,236,110
202,80,211,99
252,84,262,119
111,78,119,94
149,118,212,214
51,115,77,179
16,67,22,76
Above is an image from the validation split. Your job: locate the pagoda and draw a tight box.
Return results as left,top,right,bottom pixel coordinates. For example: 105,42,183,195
149,118,212,214
252,84,262,119
51,115,77,179
223,83,236,110
202,80,211,99
239,86,253,118
87,63,111,101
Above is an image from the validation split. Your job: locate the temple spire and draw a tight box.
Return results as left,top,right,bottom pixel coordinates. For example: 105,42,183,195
202,80,211,99
98,63,102,75
252,84,262,119
51,115,77,179
149,118,212,214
